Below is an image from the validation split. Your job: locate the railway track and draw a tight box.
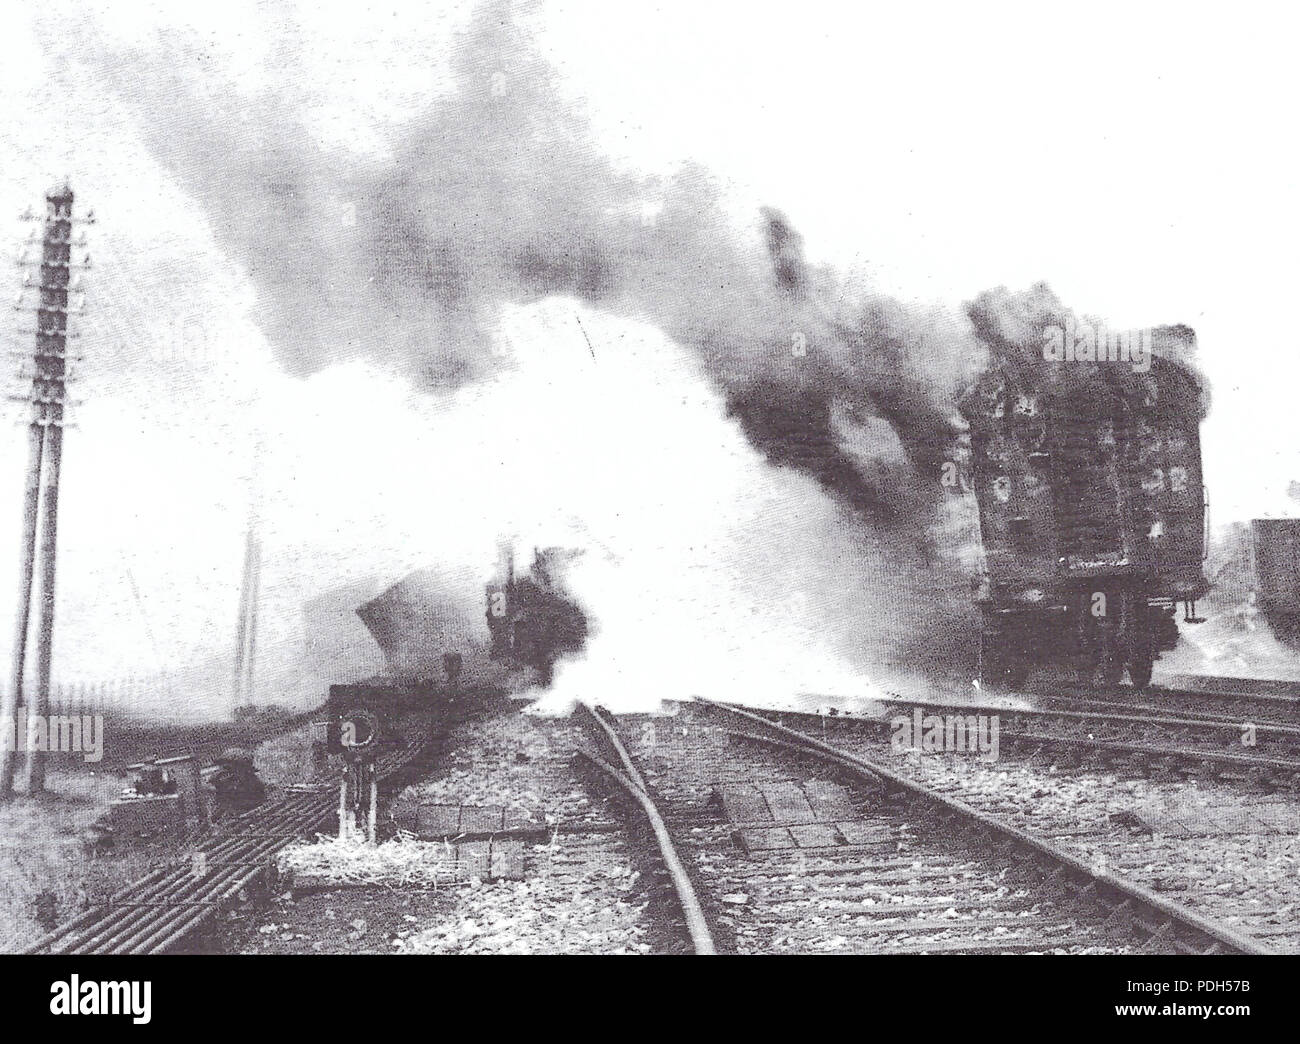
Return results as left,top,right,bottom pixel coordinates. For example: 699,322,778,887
574,703,716,954
1040,681,1300,728
36,691,1284,956
740,698,1300,949
578,700,1275,955
1029,688,1299,730
1162,673,1300,698
25,726,440,955
813,691,1300,789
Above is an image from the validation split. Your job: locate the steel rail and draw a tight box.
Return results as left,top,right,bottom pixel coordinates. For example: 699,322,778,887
782,702,1300,781
1024,691,1299,729
575,704,717,955
700,698,1275,956
872,695,1300,739
23,731,435,954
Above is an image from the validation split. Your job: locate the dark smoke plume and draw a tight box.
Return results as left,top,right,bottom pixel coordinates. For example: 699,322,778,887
69,0,983,539
964,282,1211,421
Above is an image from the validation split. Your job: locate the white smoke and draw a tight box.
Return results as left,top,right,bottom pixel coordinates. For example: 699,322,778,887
269,297,886,712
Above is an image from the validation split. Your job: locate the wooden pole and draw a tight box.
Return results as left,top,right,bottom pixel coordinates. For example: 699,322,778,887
231,532,255,717
6,184,76,797
26,420,63,793
243,536,260,707
0,423,43,796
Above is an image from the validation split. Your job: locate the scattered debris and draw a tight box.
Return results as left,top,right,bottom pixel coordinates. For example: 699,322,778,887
278,832,457,889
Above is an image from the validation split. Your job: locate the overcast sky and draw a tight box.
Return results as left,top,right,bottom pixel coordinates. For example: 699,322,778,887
1,1,1297,710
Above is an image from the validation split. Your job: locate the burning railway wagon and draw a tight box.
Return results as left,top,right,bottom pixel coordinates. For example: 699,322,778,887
963,317,1208,690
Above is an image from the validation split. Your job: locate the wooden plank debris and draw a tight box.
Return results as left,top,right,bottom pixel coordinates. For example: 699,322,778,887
488,840,526,881
834,821,895,846
417,804,461,836
788,824,841,848
457,840,491,878
737,827,796,853
717,784,772,825
801,780,858,820
458,805,505,833
758,782,817,824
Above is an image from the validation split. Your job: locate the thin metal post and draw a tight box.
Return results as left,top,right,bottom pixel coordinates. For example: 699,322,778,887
367,764,377,844
338,771,348,840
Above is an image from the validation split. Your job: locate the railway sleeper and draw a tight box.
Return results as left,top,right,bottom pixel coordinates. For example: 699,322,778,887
757,896,1044,918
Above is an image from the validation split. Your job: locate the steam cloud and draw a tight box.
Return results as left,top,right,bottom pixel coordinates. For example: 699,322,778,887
84,3,981,528
55,1,998,705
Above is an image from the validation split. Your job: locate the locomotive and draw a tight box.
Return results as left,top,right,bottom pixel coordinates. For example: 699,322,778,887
485,544,587,685
963,312,1209,691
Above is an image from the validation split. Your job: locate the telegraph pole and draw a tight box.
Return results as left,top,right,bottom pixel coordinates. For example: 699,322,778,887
0,184,89,797
231,529,261,717
3,417,43,794
230,436,263,718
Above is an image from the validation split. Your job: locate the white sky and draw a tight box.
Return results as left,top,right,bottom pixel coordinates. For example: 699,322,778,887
1,0,1297,704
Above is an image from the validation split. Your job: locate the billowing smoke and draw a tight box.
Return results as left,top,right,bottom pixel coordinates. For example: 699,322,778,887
45,2,990,708
964,281,1211,421
79,3,981,526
